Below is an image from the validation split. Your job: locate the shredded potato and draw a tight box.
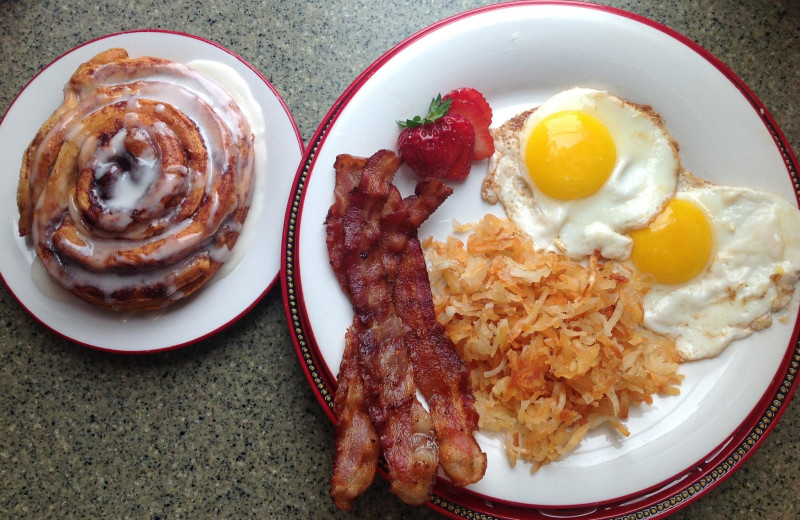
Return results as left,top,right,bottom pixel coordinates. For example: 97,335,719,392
423,215,683,470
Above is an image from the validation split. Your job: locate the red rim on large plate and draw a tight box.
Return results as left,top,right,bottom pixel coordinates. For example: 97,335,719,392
0,30,303,353
281,2,799,518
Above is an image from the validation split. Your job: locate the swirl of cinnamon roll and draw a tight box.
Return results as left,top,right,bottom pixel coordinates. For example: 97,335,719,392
17,48,256,311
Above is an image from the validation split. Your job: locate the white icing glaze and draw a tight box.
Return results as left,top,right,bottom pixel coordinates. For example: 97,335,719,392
91,118,161,211
30,257,74,303
187,59,267,280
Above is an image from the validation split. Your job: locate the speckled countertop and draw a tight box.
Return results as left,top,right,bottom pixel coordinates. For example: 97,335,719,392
1,1,798,519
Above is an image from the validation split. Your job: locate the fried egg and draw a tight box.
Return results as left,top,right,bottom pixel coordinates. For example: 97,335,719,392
483,87,680,260
630,173,800,360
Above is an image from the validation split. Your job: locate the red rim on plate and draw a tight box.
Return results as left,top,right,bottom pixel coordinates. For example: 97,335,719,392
0,30,303,353
280,2,800,518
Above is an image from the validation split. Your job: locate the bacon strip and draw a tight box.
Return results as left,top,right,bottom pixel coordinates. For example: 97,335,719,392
327,155,379,509
394,237,487,486
325,154,367,293
330,318,379,511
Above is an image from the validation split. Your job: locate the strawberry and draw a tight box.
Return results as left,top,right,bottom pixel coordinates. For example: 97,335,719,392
397,95,476,181
445,98,495,161
444,87,493,125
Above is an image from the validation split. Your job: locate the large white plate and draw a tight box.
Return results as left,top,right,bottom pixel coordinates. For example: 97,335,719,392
0,30,303,353
282,2,800,518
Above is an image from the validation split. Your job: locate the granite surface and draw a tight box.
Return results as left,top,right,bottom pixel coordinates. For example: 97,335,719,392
1,0,798,518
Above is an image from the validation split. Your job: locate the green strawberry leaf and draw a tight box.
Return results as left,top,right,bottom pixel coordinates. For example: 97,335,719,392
397,94,451,128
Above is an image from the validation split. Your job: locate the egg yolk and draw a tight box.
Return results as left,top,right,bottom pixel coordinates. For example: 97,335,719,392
630,198,712,284
525,110,617,200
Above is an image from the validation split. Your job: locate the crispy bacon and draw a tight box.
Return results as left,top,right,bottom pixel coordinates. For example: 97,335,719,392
380,177,486,486
330,318,379,511
325,149,486,508
394,237,487,486
327,155,380,509
325,154,367,293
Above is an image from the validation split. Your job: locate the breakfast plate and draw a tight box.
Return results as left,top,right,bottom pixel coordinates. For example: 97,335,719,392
0,30,303,353
281,1,799,518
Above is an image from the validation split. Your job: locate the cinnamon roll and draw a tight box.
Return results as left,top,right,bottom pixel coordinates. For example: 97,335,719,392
17,48,256,311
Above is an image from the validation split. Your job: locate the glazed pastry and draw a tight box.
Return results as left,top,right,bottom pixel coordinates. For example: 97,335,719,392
17,48,255,311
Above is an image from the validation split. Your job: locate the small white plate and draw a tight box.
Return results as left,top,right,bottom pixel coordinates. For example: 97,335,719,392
282,2,800,518
0,30,303,353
